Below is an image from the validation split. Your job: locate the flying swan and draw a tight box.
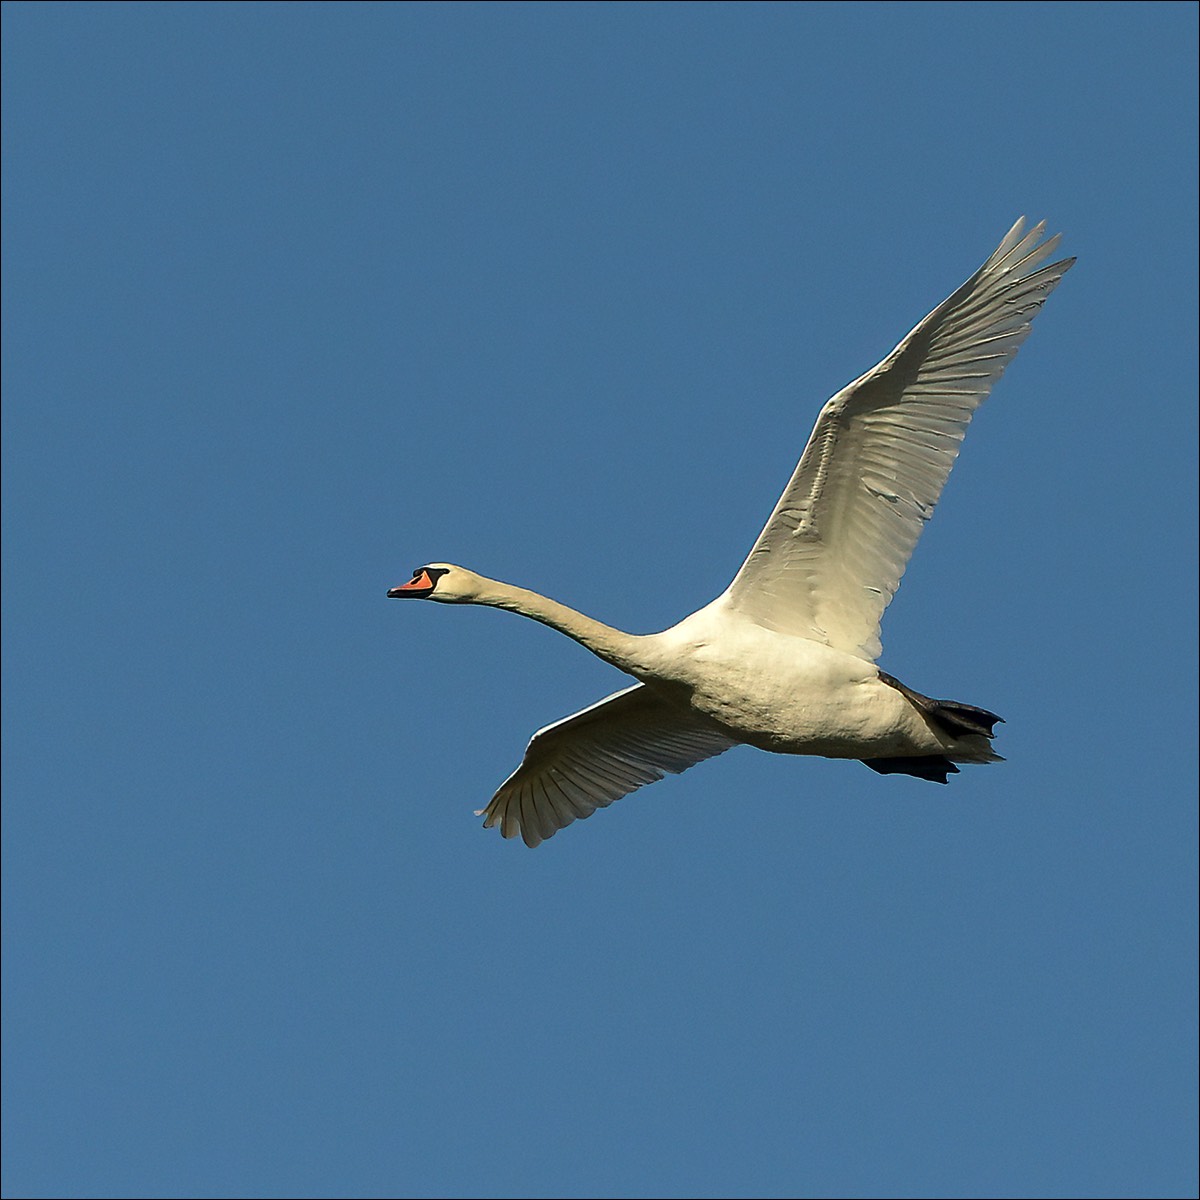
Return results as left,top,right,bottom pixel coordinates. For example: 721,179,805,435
390,218,1073,846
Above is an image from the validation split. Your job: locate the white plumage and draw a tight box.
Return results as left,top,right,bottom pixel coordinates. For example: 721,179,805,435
390,219,1074,846
726,218,1070,659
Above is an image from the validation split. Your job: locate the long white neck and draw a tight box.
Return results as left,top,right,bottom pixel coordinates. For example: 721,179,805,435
468,576,650,677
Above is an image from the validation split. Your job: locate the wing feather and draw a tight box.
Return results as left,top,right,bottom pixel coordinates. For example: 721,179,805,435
722,218,1073,660
479,684,736,847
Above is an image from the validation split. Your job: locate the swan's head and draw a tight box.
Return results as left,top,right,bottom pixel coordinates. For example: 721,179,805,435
387,563,481,604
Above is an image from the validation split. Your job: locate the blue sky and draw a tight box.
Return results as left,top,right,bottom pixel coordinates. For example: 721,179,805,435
3,3,1196,1197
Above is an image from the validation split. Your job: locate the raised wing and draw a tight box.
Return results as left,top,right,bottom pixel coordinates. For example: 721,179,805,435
479,684,736,847
722,218,1074,661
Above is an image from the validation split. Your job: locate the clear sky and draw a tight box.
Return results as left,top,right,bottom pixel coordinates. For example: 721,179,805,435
3,3,1197,1198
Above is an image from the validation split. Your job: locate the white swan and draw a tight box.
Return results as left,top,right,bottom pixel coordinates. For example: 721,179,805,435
390,218,1073,847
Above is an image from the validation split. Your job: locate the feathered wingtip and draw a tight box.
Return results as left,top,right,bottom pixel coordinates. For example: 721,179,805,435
986,216,1076,280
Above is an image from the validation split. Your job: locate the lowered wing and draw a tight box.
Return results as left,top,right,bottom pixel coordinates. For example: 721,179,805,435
480,683,736,847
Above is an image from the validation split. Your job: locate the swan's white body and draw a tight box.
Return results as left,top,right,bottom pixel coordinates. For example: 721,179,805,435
390,219,1073,846
646,603,966,760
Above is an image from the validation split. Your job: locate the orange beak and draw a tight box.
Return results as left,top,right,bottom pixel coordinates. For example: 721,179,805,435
387,570,434,598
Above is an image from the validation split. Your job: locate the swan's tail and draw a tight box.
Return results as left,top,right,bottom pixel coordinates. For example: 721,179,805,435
877,670,1002,738
863,671,1005,782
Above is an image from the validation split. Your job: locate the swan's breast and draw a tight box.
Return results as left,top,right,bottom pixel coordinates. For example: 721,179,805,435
645,610,924,756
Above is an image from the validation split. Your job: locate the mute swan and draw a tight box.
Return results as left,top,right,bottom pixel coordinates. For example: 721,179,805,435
390,218,1073,847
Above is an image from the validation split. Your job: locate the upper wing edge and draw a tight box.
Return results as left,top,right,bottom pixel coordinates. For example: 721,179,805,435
720,219,1072,659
